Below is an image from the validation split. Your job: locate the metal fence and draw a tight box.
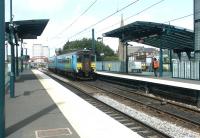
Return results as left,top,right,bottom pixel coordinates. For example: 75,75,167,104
172,60,200,80
96,61,141,73
96,61,123,72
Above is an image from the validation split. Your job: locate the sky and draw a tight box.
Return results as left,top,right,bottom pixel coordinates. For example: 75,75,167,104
5,0,194,56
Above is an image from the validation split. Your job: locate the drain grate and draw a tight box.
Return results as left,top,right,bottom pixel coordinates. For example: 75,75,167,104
35,128,72,138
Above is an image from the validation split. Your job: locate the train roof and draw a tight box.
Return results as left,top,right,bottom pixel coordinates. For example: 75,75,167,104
49,49,94,59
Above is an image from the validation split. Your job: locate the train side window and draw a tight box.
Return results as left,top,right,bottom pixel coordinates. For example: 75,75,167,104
62,58,67,63
58,58,62,63
66,58,71,64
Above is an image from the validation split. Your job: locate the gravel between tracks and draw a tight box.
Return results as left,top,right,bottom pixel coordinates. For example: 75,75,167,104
93,94,200,138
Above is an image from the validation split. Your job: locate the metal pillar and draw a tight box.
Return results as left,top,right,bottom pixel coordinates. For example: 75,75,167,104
0,0,5,137
92,29,95,53
24,48,27,69
122,45,124,72
159,48,163,77
16,45,19,76
9,0,15,98
169,49,173,77
14,35,19,76
6,42,8,62
125,44,128,73
21,39,23,72
169,49,172,72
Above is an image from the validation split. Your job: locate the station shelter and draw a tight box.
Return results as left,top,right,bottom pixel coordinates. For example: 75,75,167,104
103,21,199,80
5,19,49,96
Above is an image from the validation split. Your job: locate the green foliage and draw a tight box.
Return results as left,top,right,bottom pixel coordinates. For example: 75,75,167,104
62,38,118,61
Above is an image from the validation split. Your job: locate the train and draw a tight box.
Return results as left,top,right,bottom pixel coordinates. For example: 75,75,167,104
48,49,96,80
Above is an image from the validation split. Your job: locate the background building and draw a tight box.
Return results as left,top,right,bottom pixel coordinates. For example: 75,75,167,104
30,44,50,68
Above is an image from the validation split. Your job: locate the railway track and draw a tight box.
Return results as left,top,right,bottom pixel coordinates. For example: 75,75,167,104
42,70,171,138
84,80,200,128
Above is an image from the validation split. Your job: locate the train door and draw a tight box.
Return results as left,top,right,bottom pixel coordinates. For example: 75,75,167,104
82,54,90,72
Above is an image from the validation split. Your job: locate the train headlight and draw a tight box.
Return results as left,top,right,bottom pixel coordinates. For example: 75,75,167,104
91,62,96,71
77,62,82,71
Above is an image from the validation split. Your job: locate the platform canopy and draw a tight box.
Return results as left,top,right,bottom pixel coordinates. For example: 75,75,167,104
6,19,49,39
103,21,194,52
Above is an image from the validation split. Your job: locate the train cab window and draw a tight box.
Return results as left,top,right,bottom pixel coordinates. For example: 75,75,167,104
84,55,89,60
77,56,82,62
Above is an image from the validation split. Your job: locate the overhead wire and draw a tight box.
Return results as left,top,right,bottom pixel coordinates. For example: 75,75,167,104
97,0,165,33
163,9,200,24
51,0,98,40
67,0,140,40
163,13,193,24
98,1,199,35
54,0,196,48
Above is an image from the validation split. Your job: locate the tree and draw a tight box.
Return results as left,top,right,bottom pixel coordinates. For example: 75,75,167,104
62,38,118,61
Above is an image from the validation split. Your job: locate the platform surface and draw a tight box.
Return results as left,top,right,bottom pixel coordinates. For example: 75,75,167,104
6,70,142,138
97,71,200,90
5,70,80,138
33,69,142,138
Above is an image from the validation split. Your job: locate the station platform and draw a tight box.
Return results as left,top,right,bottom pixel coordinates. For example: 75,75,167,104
97,71,200,90
5,70,142,138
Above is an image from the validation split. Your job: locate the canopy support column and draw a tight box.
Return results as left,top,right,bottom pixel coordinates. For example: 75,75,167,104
21,39,23,72
126,43,128,73
14,33,19,76
169,49,173,72
159,48,163,77
9,0,15,98
0,0,5,137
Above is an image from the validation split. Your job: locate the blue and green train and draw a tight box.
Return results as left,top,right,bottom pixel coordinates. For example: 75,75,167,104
48,49,96,80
